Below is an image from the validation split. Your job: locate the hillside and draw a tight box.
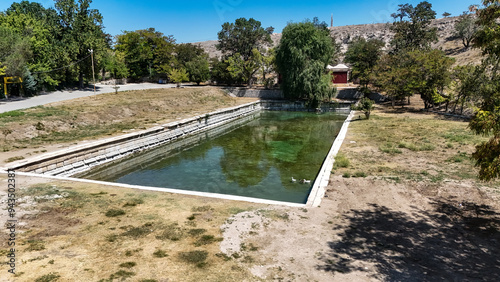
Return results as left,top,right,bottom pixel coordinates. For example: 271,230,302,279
195,17,482,66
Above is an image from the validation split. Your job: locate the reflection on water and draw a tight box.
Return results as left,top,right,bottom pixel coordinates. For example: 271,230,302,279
80,111,347,203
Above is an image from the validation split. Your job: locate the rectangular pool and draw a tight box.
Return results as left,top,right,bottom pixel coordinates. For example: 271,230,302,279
78,111,347,204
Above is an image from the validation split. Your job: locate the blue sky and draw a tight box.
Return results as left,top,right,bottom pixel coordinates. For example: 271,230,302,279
1,0,479,43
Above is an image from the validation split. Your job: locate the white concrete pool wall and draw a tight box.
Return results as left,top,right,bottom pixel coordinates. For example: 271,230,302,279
2,100,354,207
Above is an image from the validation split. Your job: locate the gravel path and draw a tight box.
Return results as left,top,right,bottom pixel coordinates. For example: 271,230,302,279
0,82,177,113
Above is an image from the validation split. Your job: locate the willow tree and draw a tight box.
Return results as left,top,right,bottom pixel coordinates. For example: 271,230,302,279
276,20,337,105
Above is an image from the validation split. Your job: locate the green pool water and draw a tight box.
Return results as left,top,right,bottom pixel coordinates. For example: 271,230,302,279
80,111,347,203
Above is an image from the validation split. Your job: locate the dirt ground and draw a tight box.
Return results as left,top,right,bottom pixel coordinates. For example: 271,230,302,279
0,97,499,281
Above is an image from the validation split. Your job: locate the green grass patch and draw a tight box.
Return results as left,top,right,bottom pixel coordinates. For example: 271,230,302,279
156,223,185,241
121,223,154,239
34,273,60,282
178,250,208,267
5,156,25,163
191,205,213,212
105,209,126,217
447,152,470,163
119,262,137,268
109,270,135,280
0,110,26,118
193,235,223,246
333,153,350,168
353,171,368,178
188,228,207,237
122,198,144,207
379,142,402,154
26,240,46,252
153,249,168,258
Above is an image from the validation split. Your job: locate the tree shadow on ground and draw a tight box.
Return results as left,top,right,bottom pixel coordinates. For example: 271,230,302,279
318,200,500,281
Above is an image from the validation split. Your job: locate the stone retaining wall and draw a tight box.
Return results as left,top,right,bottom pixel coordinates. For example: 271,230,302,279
261,100,352,113
6,101,262,177
224,87,284,99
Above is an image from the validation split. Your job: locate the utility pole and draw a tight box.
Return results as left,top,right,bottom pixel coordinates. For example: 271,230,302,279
89,49,96,95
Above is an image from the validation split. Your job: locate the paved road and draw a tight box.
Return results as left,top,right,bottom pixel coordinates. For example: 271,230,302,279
0,83,177,113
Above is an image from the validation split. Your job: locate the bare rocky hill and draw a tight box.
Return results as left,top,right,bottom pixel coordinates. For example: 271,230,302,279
195,17,482,66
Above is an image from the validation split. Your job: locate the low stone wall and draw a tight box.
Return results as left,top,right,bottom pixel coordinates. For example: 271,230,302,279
224,87,284,99
336,87,388,103
261,100,352,113
6,101,262,176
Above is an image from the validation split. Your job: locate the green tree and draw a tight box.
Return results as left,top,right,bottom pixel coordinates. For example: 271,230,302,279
373,49,454,108
260,48,276,89
468,0,500,180
442,12,451,18
185,55,210,85
169,68,189,87
454,12,478,49
174,43,206,68
372,52,416,106
344,37,385,89
1,1,65,88
0,26,32,78
276,20,337,105
412,49,455,108
210,57,237,85
216,17,273,86
390,1,438,53
352,97,375,119
450,64,483,114
102,49,129,79
0,62,5,76
116,28,176,81
55,0,108,88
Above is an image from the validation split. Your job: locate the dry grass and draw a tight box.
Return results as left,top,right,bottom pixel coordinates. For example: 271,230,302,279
0,87,257,163
0,177,264,281
334,99,499,188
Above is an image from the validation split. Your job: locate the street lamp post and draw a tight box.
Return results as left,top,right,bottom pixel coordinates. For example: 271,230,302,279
89,49,96,95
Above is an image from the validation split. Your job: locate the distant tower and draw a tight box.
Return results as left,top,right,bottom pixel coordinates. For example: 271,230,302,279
331,14,333,28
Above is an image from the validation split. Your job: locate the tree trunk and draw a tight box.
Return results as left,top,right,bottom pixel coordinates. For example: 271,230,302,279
79,72,84,89
247,75,253,88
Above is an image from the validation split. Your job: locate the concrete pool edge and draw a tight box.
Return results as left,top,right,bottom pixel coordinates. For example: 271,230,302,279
1,171,306,208
305,110,355,207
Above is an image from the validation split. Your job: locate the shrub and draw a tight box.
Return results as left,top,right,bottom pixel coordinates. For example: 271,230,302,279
119,262,136,268
352,97,375,119
105,209,126,217
188,228,207,237
334,153,350,168
121,225,153,239
178,250,208,267
34,273,60,282
122,198,144,207
153,249,168,258
156,223,184,241
26,240,45,252
194,235,222,246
